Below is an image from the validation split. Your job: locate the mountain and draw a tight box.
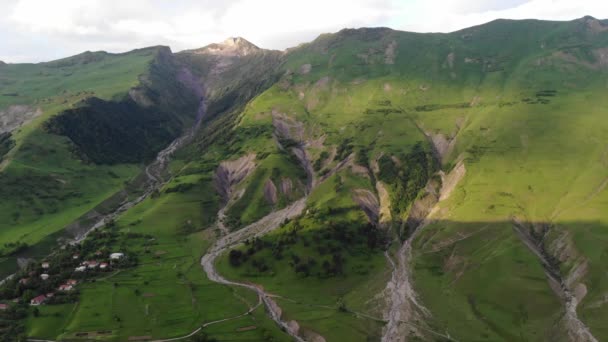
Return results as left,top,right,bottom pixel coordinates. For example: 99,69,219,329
1,16,608,341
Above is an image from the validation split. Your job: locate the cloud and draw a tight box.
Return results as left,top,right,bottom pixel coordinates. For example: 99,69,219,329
0,0,606,62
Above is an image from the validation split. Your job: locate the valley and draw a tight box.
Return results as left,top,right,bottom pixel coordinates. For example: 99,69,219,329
0,15,608,342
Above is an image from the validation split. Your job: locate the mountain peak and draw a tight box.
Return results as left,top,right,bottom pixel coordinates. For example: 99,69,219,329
191,37,261,57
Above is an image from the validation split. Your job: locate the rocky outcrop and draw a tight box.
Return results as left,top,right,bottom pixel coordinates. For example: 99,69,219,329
0,105,42,134
280,178,293,197
214,154,256,203
376,182,392,225
264,179,278,204
512,221,598,342
191,37,261,57
439,160,466,201
352,189,380,225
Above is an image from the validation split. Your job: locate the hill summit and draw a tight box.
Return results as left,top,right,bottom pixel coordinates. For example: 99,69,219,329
190,37,261,57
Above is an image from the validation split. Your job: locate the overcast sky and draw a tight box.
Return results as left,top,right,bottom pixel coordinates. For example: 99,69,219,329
1,0,607,63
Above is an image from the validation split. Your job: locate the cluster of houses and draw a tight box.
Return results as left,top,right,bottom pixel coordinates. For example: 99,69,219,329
74,252,124,272
29,279,78,306
3,252,126,308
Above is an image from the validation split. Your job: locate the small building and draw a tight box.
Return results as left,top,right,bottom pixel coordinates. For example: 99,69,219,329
40,274,49,280
99,262,108,270
75,266,86,272
30,295,46,306
66,279,78,286
110,253,124,260
87,260,98,269
19,278,30,285
0,303,8,310
72,254,80,260
46,293,54,298
58,284,73,292
41,262,50,269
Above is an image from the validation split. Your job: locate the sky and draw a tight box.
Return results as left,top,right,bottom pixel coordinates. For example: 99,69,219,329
0,0,607,63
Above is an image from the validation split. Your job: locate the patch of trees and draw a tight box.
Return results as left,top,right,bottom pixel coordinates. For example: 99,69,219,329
44,97,185,164
165,182,196,194
0,303,27,341
414,103,470,112
228,217,386,278
377,142,435,215
313,151,330,171
336,138,354,160
44,49,200,165
0,132,15,162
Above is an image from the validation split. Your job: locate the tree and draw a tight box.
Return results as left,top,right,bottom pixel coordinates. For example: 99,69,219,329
229,250,243,267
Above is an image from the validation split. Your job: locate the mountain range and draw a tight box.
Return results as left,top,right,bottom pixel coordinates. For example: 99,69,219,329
0,16,608,341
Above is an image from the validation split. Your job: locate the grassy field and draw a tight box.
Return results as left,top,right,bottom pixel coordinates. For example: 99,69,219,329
25,170,290,341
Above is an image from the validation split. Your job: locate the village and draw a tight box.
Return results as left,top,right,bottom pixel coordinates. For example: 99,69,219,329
0,223,139,312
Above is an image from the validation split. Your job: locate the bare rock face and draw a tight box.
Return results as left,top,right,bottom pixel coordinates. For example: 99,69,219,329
299,63,312,74
0,60,5,66
352,189,380,225
264,179,278,204
439,160,466,201
280,178,293,196
195,37,261,57
0,105,42,134
214,154,256,203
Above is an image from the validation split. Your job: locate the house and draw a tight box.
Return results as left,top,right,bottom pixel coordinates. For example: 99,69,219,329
41,262,50,269
46,293,54,298
99,262,108,270
110,253,124,260
72,254,80,260
19,278,30,285
87,260,98,269
40,274,49,280
58,284,73,291
30,295,46,306
66,279,77,286
0,303,8,310
75,266,86,272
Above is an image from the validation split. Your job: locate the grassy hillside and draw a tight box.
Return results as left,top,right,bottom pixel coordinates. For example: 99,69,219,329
9,16,608,342
0,46,198,276
212,16,608,341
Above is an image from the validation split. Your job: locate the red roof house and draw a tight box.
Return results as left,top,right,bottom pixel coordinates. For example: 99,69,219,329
30,295,46,306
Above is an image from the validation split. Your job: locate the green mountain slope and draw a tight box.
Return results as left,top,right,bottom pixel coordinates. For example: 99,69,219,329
2,16,608,342
0,46,200,275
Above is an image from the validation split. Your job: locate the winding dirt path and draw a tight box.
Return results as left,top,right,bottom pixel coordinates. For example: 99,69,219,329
201,198,308,341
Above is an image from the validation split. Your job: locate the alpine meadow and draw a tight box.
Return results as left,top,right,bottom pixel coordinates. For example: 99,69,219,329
1,13,608,342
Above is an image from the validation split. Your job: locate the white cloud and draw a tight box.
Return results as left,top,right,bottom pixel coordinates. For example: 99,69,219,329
0,0,606,62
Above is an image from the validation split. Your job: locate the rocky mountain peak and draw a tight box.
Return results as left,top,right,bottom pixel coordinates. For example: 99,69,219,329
195,37,261,57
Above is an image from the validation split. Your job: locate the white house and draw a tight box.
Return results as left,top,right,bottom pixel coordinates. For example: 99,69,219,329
110,253,124,260
75,266,86,272
40,274,49,280
58,284,73,291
